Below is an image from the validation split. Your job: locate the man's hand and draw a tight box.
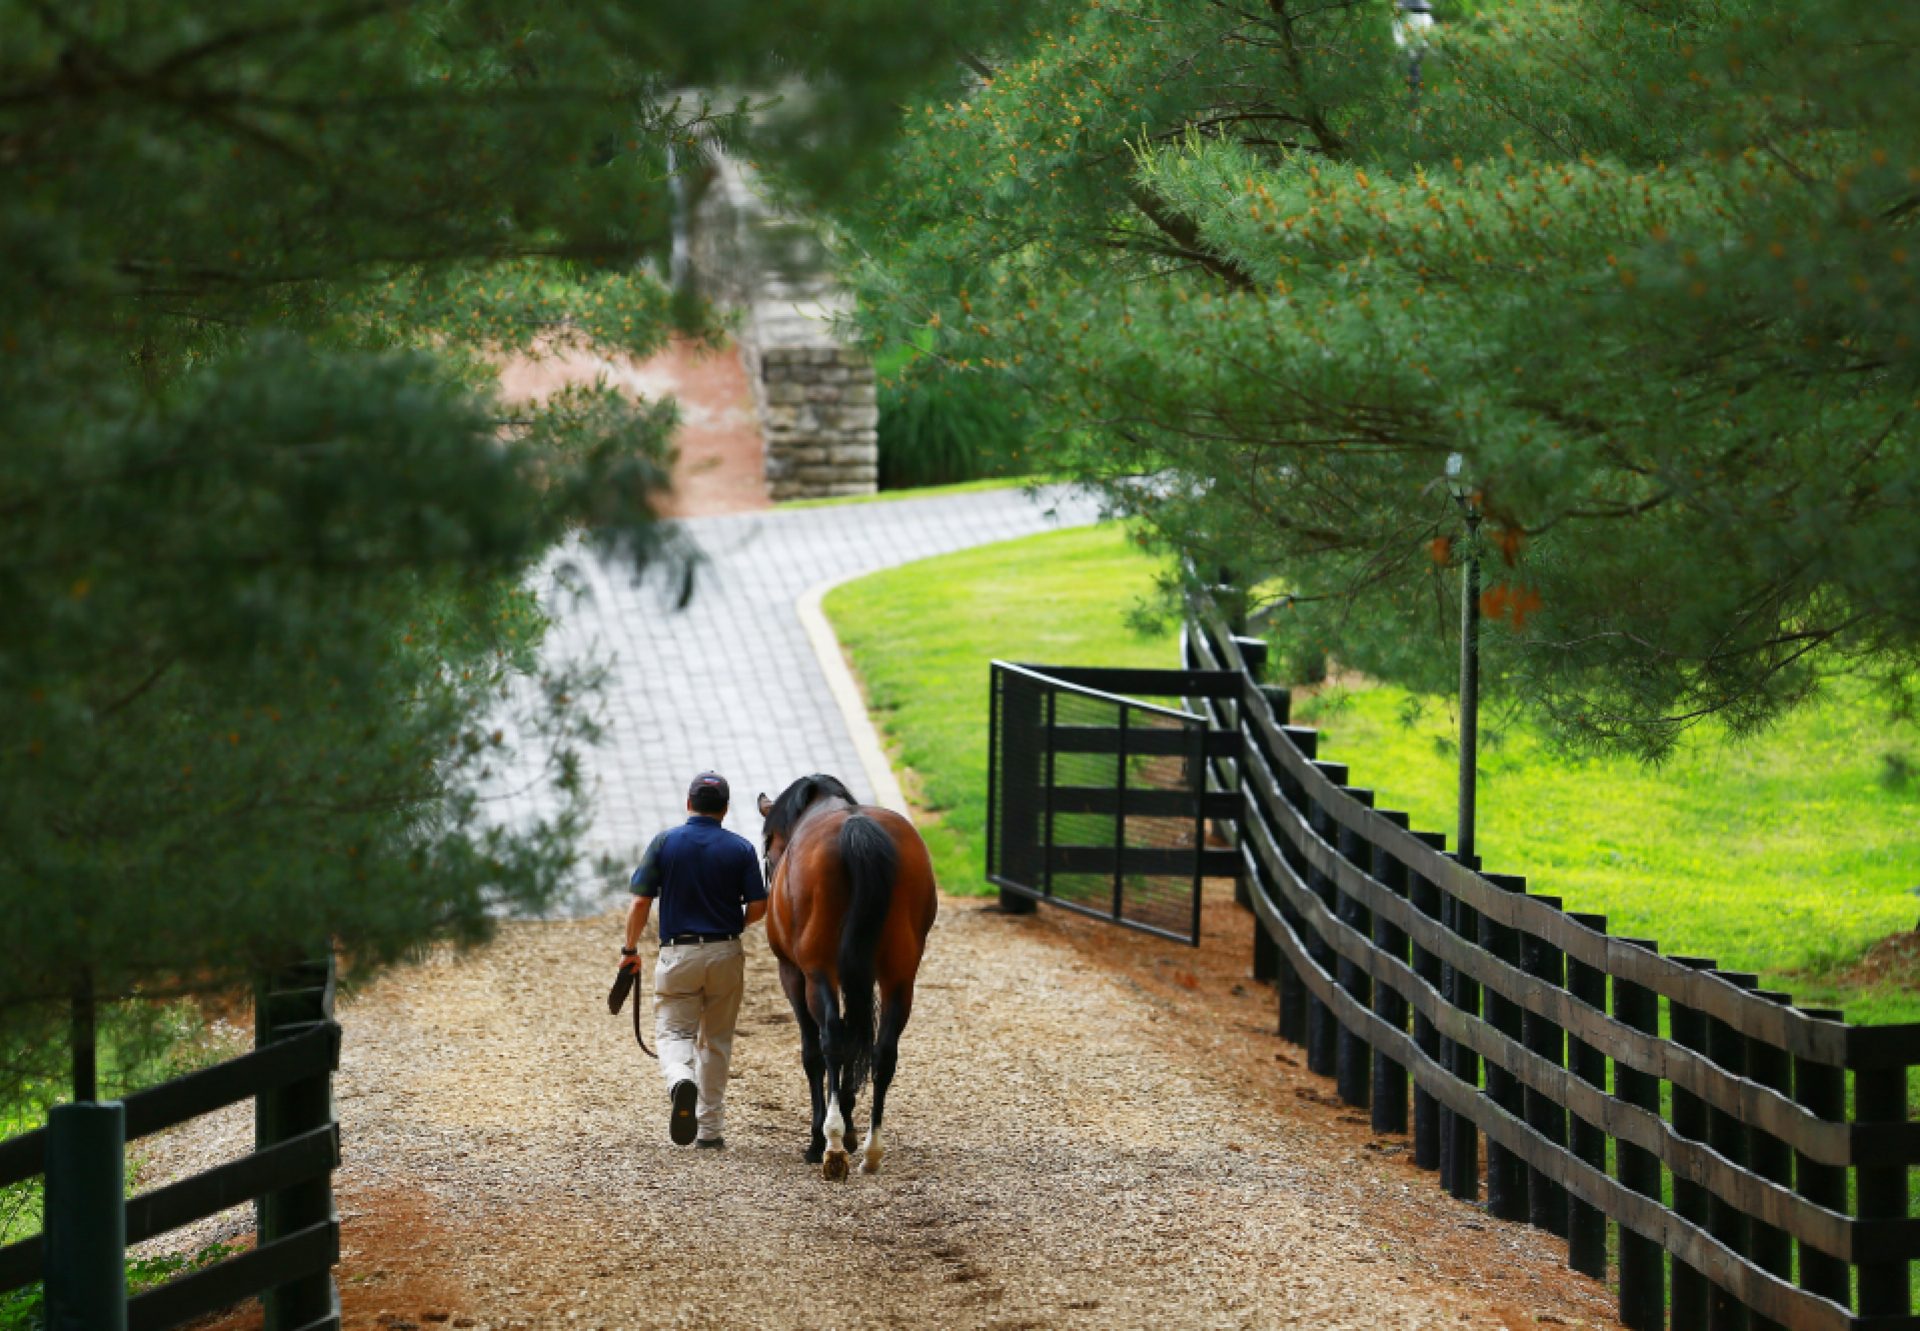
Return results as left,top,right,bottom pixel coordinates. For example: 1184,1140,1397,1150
619,951,643,974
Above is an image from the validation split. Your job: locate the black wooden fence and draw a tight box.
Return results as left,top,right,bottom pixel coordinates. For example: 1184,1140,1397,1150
1183,587,1918,1331
0,957,342,1330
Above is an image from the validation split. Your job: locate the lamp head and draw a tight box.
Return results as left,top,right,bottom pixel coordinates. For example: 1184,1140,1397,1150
1443,451,1477,511
1394,0,1437,50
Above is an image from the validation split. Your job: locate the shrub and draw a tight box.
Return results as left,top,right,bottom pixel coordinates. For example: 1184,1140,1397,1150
877,365,1029,489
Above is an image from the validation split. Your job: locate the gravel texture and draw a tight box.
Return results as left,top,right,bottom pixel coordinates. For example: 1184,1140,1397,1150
145,887,1622,1331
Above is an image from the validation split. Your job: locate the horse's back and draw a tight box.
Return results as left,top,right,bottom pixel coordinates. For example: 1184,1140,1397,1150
770,804,935,984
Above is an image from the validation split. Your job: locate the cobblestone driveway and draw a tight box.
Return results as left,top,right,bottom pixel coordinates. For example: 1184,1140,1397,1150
491,485,1100,909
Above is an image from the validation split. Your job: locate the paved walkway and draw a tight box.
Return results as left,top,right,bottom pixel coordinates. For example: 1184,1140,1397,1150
490,485,1101,910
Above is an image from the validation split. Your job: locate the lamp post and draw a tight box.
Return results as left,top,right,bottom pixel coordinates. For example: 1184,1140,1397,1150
1445,452,1481,865
1393,0,1437,110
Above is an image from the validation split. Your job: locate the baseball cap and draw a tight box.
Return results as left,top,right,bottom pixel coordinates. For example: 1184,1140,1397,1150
688,771,730,811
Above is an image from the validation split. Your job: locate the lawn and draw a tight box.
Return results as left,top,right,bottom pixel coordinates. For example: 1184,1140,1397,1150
825,523,1920,1026
824,524,1176,897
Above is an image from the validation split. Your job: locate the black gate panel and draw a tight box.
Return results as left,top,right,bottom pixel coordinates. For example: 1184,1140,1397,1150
986,662,1242,945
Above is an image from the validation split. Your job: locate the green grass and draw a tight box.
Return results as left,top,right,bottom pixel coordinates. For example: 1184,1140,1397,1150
1293,682,1920,1024
777,474,1052,510
824,524,1175,895
826,524,1920,1026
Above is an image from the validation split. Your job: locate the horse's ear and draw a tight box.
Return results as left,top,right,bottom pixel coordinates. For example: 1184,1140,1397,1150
757,792,773,817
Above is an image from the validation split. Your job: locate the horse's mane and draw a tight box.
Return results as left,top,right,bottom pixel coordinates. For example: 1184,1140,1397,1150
762,772,857,851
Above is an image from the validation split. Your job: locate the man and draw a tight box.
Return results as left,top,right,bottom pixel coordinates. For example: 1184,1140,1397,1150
621,771,769,1148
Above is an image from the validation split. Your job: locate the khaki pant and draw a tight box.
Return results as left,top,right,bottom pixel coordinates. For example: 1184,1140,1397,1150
653,939,745,1140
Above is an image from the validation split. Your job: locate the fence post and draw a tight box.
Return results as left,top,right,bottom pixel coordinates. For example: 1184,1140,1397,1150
1249,685,1293,987
1746,991,1795,1331
1668,956,1718,1331
1791,1009,1850,1308
1611,942,1665,1331
1304,790,1343,1079
1273,726,1317,1048
1442,856,1480,1203
1706,972,1759,1331
1478,872,1529,1223
1563,911,1607,1279
1370,811,1412,1137
1854,1061,1913,1317
258,958,341,1331
1519,895,1569,1238
1406,831,1448,1173
43,1101,127,1331
1334,791,1374,1111
993,668,1040,915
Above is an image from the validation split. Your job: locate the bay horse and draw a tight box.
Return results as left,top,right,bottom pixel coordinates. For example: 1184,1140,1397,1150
758,774,936,1180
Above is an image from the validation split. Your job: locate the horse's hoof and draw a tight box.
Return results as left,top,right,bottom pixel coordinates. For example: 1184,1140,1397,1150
802,1144,824,1165
821,1148,850,1181
860,1153,883,1175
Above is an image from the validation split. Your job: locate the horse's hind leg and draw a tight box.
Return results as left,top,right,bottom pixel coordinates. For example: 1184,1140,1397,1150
779,960,827,1164
861,983,915,1175
807,973,851,1180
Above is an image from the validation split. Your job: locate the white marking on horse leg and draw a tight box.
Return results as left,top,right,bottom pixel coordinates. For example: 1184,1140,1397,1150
860,1124,884,1175
824,1090,845,1153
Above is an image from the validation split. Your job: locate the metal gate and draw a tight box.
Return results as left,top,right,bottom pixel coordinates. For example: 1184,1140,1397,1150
985,662,1243,944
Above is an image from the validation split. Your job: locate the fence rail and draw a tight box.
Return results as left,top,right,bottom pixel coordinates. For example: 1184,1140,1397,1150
0,956,342,1331
1182,587,1918,1331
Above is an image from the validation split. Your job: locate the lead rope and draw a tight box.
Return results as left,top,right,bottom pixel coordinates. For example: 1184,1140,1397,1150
632,957,655,1059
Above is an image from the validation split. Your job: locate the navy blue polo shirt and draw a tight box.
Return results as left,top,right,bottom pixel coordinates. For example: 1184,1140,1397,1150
630,815,767,938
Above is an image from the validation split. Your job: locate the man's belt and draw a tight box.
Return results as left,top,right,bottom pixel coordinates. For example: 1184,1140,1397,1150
661,932,741,947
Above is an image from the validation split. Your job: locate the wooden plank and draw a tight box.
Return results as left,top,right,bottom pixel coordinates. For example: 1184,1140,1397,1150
1045,786,1239,820
1236,745,1888,1169
1237,805,1893,1264
0,1235,40,1296
1043,846,1240,878
127,1219,337,1331
0,1128,44,1190
1048,726,1240,759
1015,664,1245,699
990,660,1205,723
125,1124,338,1246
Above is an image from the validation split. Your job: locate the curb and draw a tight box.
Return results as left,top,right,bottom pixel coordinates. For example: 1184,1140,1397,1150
795,575,912,817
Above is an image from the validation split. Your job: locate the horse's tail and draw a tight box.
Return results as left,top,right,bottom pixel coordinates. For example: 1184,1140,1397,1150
836,811,898,1095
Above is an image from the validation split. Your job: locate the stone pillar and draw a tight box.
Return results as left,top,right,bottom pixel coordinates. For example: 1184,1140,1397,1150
758,347,878,500
687,150,880,500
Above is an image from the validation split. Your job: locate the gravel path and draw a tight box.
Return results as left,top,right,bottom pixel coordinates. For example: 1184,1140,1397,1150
204,888,1623,1331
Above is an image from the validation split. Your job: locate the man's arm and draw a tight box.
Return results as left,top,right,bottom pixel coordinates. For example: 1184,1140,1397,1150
622,832,667,968
741,845,769,930
625,894,653,952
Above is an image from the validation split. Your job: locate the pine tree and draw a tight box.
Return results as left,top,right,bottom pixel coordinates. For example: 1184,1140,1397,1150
0,0,1008,1097
842,0,1920,756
